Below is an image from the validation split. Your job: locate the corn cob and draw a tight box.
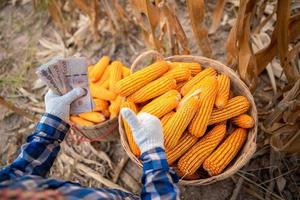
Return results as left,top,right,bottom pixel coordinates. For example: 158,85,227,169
122,66,131,77
70,116,95,126
232,114,254,129
181,67,217,96
78,112,106,123
170,62,202,76
102,109,110,118
93,99,109,112
203,128,247,176
163,65,191,82
175,81,187,91
88,65,93,79
164,96,201,149
113,61,169,97
178,124,227,175
215,74,230,108
189,76,218,137
175,168,200,180
100,79,109,89
208,96,250,125
109,96,123,119
121,101,140,156
109,61,123,90
160,111,175,127
140,95,179,118
90,85,117,101
166,133,198,165
127,77,177,103
99,64,111,84
90,56,110,83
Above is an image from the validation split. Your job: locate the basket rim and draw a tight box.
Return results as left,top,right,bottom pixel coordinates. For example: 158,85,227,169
119,53,258,185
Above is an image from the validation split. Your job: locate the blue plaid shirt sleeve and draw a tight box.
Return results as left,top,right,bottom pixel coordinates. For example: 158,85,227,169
140,147,180,200
0,113,69,182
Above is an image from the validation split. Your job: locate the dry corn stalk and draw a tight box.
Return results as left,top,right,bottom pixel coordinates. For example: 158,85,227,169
121,100,140,156
164,96,201,149
189,76,218,137
166,132,198,165
209,96,250,125
203,128,247,176
215,74,230,108
127,76,176,103
232,114,254,129
114,61,170,97
178,124,227,175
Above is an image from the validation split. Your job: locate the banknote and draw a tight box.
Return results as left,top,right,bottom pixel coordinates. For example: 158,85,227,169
36,57,94,115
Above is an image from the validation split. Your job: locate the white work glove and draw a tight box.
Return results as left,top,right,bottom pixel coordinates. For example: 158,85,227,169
121,108,164,154
45,88,85,122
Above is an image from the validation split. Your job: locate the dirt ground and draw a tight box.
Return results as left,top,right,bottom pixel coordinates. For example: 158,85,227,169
0,1,299,200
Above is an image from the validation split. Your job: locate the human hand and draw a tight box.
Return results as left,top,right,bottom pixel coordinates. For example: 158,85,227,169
121,108,164,154
45,88,86,122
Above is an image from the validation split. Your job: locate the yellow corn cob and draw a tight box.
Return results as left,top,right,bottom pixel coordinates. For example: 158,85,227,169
140,95,180,118
127,77,177,103
88,65,93,79
163,65,191,82
93,98,109,112
170,62,202,76
208,96,250,125
121,101,140,156
109,61,123,91
189,76,218,137
178,124,227,175
180,67,217,96
99,79,109,89
166,133,198,165
113,61,170,96
203,128,247,176
175,168,200,180
99,64,111,84
102,109,110,118
215,74,230,108
70,116,95,126
90,56,110,83
78,112,106,123
90,85,117,101
122,66,131,77
175,81,188,91
232,114,254,129
109,96,123,119
164,96,201,149
160,111,175,127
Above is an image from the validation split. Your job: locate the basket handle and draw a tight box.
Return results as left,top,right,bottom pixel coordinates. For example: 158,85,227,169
130,50,164,72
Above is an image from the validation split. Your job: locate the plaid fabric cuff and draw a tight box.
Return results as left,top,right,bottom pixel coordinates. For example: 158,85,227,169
140,147,170,172
34,113,70,142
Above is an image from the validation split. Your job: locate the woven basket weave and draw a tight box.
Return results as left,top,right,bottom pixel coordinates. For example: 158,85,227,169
119,50,257,185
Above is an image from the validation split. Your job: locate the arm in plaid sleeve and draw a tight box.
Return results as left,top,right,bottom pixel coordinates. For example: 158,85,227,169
140,147,180,200
0,113,69,182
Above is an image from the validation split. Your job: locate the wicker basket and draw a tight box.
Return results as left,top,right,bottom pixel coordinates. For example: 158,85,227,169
119,50,258,185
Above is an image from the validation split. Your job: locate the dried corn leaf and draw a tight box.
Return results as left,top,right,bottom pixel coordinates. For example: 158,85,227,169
209,0,226,34
226,20,237,66
159,2,190,54
270,129,300,153
186,0,212,57
48,0,66,32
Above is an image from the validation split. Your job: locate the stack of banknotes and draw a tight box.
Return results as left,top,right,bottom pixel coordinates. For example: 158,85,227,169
36,57,94,114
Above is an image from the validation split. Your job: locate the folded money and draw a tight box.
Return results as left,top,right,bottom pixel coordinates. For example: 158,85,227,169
36,57,94,114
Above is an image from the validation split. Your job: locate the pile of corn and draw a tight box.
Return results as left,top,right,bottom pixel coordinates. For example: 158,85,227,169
116,60,255,179
70,56,130,126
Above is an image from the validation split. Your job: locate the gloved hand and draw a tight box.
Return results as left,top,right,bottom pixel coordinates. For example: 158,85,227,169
45,88,86,122
120,108,164,154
